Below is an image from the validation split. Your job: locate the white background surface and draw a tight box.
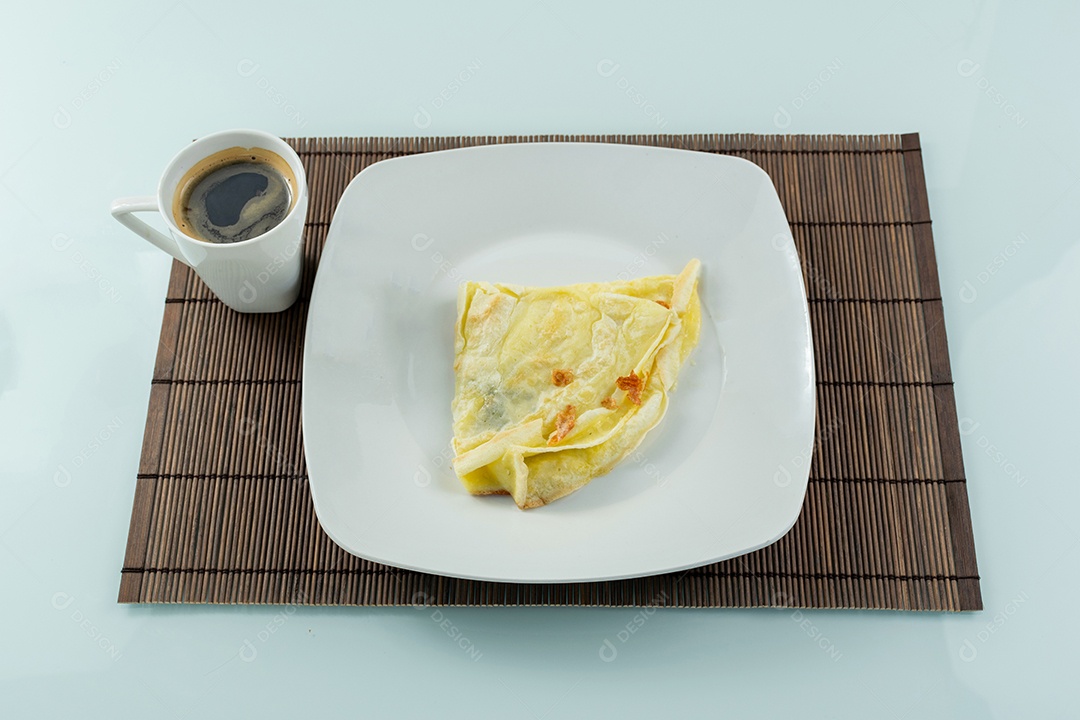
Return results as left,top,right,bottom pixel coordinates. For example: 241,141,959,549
1,0,1075,716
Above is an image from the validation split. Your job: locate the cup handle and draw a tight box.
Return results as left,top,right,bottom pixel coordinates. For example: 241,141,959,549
109,196,188,264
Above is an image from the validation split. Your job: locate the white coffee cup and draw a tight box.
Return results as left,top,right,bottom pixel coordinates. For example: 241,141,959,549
110,129,308,313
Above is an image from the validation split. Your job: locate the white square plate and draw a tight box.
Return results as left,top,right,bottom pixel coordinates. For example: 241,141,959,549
302,142,815,583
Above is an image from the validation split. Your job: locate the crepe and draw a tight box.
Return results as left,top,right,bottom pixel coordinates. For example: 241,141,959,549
450,259,702,509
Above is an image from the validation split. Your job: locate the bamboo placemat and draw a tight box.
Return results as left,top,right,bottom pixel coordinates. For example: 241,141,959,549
119,133,981,610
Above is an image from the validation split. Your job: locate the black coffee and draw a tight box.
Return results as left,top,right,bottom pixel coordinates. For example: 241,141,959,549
174,147,296,244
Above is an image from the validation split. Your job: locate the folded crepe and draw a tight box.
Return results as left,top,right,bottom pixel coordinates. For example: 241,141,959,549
451,259,702,509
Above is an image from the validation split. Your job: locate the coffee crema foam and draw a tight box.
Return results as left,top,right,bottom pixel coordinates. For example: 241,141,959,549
172,146,297,244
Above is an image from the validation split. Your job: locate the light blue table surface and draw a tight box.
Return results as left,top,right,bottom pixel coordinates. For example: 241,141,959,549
2,1,1075,716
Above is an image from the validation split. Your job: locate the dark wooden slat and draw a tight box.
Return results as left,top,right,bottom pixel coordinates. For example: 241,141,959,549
902,135,981,610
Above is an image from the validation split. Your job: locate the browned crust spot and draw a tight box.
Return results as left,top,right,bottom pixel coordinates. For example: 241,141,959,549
616,370,644,405
547,404,577,445
600,396,618,410
551,368,574,387
655,299,671,309
470,489,510,496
